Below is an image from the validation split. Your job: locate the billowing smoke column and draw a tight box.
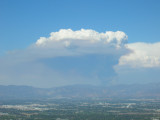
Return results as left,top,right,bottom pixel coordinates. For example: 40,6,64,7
33,29,129,86
0,29,129,87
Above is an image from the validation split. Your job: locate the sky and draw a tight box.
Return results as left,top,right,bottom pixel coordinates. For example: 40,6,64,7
0,0,160,88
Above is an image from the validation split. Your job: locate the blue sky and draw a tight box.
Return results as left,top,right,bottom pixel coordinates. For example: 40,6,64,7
1,0,160,52
0,0,160,87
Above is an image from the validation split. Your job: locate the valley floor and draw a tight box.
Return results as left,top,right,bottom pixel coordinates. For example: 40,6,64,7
0,98,160,120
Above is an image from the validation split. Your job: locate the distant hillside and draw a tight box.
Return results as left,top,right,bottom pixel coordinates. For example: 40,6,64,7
0,83,160,99
0,85,49,99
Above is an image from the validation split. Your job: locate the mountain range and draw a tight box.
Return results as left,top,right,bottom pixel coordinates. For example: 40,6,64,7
0,83,160,99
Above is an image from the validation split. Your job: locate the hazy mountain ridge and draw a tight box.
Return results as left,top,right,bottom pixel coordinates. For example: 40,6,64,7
0,83,160,99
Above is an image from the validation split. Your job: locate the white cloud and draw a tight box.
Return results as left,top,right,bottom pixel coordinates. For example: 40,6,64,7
35,29,128,49
119,42,160,68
